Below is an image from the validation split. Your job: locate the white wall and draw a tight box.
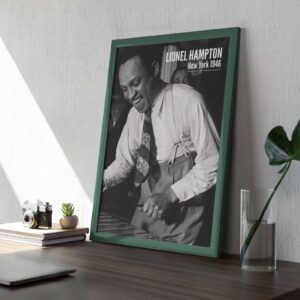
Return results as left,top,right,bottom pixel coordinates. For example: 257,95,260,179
0,0,300,262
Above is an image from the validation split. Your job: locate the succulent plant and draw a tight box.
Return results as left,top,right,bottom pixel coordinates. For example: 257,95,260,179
61,203,75,217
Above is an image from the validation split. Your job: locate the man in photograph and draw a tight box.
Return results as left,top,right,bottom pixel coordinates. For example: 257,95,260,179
171,66,192,86
103,46,219,245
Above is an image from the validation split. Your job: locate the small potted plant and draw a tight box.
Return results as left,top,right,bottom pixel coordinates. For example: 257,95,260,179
59,203,78,229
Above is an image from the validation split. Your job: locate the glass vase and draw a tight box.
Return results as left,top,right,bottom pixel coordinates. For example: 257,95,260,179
240,189,277,272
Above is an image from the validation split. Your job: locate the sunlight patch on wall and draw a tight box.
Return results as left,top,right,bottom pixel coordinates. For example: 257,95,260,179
0,38,92,226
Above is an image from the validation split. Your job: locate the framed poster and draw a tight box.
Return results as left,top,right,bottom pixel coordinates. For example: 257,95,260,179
91,27,240,257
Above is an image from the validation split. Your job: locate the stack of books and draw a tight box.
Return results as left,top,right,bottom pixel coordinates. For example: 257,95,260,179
0,222,89,246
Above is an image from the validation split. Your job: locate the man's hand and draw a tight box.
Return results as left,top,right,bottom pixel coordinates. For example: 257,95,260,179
141,187,178,219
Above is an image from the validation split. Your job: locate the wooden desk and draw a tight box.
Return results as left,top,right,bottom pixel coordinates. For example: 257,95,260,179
0,240,299,300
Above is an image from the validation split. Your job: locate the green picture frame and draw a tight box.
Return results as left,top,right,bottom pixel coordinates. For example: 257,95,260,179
90,27,240,257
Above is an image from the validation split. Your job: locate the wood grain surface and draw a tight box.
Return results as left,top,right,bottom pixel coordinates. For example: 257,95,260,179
0,240,299,300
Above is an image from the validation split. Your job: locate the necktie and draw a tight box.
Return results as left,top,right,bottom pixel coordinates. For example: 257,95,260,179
133,109,156,186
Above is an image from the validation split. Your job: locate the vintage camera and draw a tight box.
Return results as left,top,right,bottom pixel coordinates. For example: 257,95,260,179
22,200,52,229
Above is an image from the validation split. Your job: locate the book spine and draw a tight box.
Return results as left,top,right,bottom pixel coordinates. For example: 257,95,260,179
0,234,86,246
0,228,89,240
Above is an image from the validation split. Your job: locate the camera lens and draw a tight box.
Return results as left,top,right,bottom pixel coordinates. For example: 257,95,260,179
23,210,37,228
24,215,30,222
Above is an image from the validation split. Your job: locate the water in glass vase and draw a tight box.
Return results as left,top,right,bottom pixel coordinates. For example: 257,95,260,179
241,220,276,271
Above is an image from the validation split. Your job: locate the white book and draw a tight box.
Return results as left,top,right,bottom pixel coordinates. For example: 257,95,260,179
0,233,86,246
0,222,89,240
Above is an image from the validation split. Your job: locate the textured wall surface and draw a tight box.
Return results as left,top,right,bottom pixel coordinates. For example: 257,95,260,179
0,0,300,262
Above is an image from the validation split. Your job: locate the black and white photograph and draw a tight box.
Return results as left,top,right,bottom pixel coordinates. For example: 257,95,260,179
92,28,240,257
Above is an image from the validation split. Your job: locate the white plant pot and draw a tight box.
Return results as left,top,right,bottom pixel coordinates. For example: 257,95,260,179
59,215,79,229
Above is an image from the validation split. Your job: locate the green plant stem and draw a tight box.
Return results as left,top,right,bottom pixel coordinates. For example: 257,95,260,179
240,160,292,264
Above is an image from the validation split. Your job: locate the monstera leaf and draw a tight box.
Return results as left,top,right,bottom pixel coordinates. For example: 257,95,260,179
241,120,300,264
291,120,300,161
265,120,300,167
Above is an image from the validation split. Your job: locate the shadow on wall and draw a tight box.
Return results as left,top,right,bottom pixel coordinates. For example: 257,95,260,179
0,2,105,203
222,28,260,254
0,164,21,223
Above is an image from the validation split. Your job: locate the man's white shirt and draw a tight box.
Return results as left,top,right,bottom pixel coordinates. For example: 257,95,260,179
104,84,219,202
